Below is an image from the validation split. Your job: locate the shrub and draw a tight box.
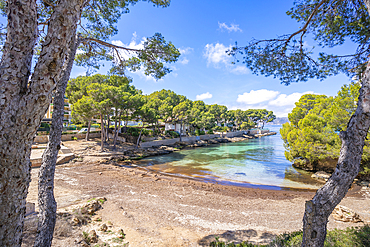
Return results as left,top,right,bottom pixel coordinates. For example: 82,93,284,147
209,225,370,247
208,129,214,134
126,127,140,136
40,122,50,128
62,131,76,135
165,130,179,138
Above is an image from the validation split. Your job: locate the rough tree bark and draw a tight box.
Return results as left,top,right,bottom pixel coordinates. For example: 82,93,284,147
301,2,370,246
0,1,83,246
86,119,92,141
301,59,370,246
33,34,81,247
100,113,105,152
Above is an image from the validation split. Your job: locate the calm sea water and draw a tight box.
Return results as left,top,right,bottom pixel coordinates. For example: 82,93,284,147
135,125,322,190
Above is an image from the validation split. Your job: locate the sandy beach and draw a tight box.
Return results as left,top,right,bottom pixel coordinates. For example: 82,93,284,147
25,140,370,246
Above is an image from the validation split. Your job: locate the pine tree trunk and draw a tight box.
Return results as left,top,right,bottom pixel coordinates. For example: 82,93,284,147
0,1,82,246
86,119,91,141
100,113,105,152
179,121,183,142
107,113,110,141
301,63,370,246
113,110,118,150
33,34,81,247
136,127,143,149
0,3,37,245
301,2,370,246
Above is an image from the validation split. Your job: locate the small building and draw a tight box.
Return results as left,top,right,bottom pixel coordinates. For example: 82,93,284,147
43,96,72,126
164,122,189,135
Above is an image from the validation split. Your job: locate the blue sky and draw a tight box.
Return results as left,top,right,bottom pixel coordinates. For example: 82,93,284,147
68,0,357,117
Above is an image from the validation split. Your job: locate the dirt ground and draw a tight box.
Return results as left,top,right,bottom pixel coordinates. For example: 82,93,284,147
25,139,370,247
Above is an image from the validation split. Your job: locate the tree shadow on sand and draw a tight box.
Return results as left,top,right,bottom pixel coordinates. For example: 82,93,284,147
198,229,276,246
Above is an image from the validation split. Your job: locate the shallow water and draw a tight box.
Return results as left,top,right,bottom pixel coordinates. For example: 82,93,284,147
135,125,322,190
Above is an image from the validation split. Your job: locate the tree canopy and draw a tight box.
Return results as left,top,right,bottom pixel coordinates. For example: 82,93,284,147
229,0,370,85
281,82,370,177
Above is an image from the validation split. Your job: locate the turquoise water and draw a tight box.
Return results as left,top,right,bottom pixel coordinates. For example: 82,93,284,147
135,125,322,190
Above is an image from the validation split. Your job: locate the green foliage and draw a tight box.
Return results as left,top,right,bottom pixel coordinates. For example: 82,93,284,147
40,122,50,128
281,82,370,176
208,129,214,134
230,1,370,84
82,231,91,244
209,225,370,247
210,237,260,247
240,120,255,130
67,76,276,140
126,127,141,137
195,129,205,136
165,130,179,138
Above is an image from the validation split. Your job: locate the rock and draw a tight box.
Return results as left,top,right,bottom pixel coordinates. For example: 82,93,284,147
91,215,102,222
71,216,80,226
118,229,125,239
332,205,363,223
90,230,98,243
81,200,102,215
293,158,337,173
207,139,219,144
358,180,370,187
311,171,331,181
80,240,89,247
99,223,108,232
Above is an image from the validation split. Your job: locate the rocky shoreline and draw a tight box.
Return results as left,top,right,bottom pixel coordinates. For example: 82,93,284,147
107,132,277,163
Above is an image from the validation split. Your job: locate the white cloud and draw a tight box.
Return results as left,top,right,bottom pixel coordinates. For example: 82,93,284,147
204,43,231,66
196,92,213,100
179,58,189,65
218,22,242,32
231,90,317,117
269,91,314,106
231,65,249,75
131,69,159,82
179,47,193,55
204,43,248,74
237,89,279,104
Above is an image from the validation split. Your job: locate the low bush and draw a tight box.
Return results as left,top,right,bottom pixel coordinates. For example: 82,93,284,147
213,126,223,132
210,225,370,247
62,131,76,135
165,130,179,138
195,129,205,136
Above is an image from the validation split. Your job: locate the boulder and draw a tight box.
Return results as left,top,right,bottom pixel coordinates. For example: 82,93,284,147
99,223,108,232
89,230,98,243
331,205,362,223
91,215,102,222
80,199,103,215
118,229,125,239
293,158,337,173
311,171,331,181
71,216,80,226
207,139,219,144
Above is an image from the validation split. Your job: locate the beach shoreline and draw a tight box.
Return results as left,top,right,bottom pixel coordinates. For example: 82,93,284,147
25,154,370,246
